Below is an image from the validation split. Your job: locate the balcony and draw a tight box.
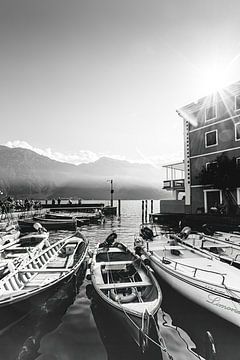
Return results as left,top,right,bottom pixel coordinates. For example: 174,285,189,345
163,178,185,190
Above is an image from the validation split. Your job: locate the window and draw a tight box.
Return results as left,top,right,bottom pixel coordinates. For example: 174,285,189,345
235,122,240,141
206,161,218,171
235,95,240,111
205,130,218,147
205,104,217,121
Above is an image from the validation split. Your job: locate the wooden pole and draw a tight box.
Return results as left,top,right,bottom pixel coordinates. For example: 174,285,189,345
118,199,121,216
151,200,153,214
142,200,144,223
145,200,148,223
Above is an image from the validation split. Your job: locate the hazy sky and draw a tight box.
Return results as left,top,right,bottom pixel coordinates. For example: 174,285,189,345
1,0,240,165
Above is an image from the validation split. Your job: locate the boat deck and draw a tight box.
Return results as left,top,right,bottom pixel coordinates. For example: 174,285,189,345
145,236,240,290
0,235,84,295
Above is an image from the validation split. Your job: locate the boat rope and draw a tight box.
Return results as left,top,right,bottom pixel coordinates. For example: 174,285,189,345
115,294,175,358
103,245,203,359
221,282,240,311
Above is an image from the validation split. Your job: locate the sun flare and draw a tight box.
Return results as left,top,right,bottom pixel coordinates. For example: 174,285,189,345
197,62,229,96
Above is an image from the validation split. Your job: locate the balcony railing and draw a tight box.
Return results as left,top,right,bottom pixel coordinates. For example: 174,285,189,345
163,179,185,190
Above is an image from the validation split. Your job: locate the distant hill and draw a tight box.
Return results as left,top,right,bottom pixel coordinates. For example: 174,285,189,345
0,145,171,200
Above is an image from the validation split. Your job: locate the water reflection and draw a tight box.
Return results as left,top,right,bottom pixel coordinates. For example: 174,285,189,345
0,261,87,360
1,201,239,360
159,276,240,360
36,279,106,360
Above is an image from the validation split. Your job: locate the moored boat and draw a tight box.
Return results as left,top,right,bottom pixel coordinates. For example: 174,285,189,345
0,229,50,280
134,226,240,327
175,227,240,268
0,231,89,330
0,226,20,247
90,233,162,353
18,217,76,231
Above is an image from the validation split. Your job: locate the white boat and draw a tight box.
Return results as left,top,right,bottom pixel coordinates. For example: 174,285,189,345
0,225,20,247
176,228,240,269
0,231,89,330
0,230,50,279
90,233,162,353
135,226,240,327
205,230,240,245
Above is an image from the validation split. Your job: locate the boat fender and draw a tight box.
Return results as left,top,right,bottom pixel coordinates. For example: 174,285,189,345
140,254,150,266
110,288,138,303
86,268,91,281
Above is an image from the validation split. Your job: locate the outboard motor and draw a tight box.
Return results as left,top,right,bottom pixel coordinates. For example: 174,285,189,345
179,226,191,239
99,232,117,248
140,226,154,241
33,222,47,233
105,232,117,245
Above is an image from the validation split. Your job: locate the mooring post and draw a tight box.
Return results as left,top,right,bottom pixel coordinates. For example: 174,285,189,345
110,180,114,207
118,199,121,216
142,200,144,223
145,200,148,223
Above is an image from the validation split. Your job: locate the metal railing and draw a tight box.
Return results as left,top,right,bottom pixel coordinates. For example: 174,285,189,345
163,179,185,189
162,254,227,286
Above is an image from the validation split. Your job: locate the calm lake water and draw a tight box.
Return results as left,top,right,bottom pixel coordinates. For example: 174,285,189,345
1,200,240,360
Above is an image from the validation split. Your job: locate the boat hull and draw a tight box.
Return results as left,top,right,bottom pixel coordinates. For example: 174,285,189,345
91,286,157,351
0,260,86,332
18,219,76,231
145,252,240,327
0,232,88,332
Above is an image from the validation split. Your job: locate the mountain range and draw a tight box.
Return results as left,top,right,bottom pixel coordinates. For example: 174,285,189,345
0,145,171,200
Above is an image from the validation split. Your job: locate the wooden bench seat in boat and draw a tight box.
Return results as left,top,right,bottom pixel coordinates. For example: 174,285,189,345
100,261,133,265
101,260,133,271
18,268,68,273
98,280,152,290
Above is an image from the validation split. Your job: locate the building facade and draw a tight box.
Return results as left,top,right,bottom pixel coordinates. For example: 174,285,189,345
178,80,240,215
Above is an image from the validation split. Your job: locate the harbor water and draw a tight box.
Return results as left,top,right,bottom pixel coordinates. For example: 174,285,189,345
0,200,239,360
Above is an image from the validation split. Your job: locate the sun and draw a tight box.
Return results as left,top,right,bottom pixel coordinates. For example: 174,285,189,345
197,62,229,96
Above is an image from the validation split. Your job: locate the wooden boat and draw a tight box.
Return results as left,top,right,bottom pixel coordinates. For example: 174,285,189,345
0,226,20,247
0,230,50,279
134,226,240,327
90,233,162,353
175,227,240,269
45,211,104,224
18,217,76,231
0,231,88,330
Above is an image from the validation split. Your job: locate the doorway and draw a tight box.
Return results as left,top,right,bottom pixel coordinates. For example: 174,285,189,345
203,189,222,214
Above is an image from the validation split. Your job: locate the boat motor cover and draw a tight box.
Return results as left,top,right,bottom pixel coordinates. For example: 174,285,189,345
140,227,154,241
179,226,191,239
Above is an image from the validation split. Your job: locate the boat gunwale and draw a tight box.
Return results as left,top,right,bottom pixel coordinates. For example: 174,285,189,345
91,246,162,318
147,250,240,300
0,231,89,304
